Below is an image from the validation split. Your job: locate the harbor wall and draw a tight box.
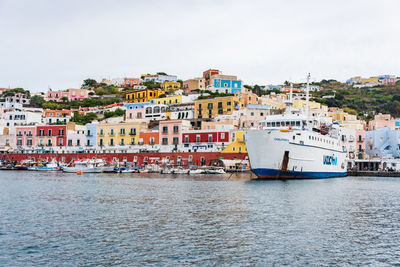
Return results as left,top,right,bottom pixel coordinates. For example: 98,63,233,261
2,152,248,166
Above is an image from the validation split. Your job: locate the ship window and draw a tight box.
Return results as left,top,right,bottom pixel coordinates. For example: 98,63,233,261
286,121,290,126
267,122,271,127
309,136,311,140
296,121,300,126
291,121,295,126
276,122,280,127
272,122,276,127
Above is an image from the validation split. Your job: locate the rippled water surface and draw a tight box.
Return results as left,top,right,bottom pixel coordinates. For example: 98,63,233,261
1,171,400,266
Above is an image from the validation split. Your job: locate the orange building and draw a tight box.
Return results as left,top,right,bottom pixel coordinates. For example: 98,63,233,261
139,132,159,145
234,91,259,107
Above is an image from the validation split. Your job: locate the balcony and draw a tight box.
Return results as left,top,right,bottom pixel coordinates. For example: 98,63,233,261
98,133,104,136
27,134,33,137
109,133,115,136
86,133,93,137
162,131,168,134
16,134,23,137
120,132,126,136
150,142,155,145
129,132,136,136
119,143,125,146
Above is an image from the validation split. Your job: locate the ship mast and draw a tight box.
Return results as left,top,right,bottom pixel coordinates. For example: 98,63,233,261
284,82,294,114
305,73,310,118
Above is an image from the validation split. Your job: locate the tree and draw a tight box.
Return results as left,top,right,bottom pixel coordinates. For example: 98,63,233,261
29,95,46,108
61,96,68,103
82,78,97,87
157,72,167,75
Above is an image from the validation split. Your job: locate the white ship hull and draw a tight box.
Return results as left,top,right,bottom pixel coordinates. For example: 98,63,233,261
245,130,347,179
62,166,103,173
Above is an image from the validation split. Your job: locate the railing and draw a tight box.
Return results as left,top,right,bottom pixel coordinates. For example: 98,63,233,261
129,132,136,135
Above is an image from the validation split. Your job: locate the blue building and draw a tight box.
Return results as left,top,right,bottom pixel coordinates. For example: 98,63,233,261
212,78,242,94
365,127,400,158
124,102,150,110
85,123,98,148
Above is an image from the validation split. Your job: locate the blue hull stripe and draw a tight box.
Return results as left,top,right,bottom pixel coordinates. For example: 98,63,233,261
253,168,347,179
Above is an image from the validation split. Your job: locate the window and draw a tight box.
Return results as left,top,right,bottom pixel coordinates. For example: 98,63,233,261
173,126,179,133
48,129,52,136
120,128,125,135
150,137,155,145
59,129,64,136
173,137,179,145
110,129,114,135
276,122,280,127
208,134,213,142
48,139,52,146
100,129,104,135
251,112,254,116
27,139,32,146
208,103,213,109
17,139,22,146
218,102,223,108
120,139,124,145
162,138,168,145
68,140,73,146
163,126,168,133
110,139,114,146
196,135,201,143
184,135,189,143
221,133,225,139
130,128,136,135
77,139,80,146
99,139,103,146
296,121,301,126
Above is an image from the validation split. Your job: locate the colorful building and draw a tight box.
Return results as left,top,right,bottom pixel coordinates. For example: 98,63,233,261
139,131,159,145
44,110,75,124
222,131,247,153
97,121,148,147
368,113,395,130
234,91,259,107
122,78,140,87
209,74,242,94
15,126,36,148
85,123,97,148
181,130,230,152
203,69,220,87
159,120,191,147
183,78,205,94
125,89,165,103
195,96,242,119
150,95,182,105
36,125,67,147
365,127,400,158
162,81,181,90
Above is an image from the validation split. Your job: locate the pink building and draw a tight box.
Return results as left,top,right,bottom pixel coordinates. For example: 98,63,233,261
15,126,36,148
159,120,191,146
45,89,88,102
356,130,365,159
126,107,144,120
382,77,398,85
368,113,395,130
68,88,88,101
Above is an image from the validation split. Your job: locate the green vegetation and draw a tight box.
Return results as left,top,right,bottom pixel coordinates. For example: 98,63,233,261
1,88,30,97
29,95,46,108
42,97,121,110
70,112,98,125
103,108,125,119
197,90,234,100
143,80,161,89
313,83,400,118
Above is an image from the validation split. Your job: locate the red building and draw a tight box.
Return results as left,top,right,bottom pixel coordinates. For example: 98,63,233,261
203,69,220,88
36,125,67,147
123,78,140,87
182,130,229,144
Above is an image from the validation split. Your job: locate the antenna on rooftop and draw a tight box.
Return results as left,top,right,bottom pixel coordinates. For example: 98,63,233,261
305,73,310,118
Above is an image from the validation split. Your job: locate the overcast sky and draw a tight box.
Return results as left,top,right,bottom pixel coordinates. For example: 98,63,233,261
0,0,399,91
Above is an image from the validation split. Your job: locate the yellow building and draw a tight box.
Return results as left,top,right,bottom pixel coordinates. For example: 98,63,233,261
162,81,181,90
293,100,321,110
195,96,241,119
222,131,247,153
361,77,378,84
97,120,148,147
151,95,182,105
125,89,164,103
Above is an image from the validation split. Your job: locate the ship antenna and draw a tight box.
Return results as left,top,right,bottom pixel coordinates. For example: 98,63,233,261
290,82,293,103
305,73,310,118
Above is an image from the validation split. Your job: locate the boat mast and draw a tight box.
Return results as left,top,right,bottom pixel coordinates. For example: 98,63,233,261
305,73,310,118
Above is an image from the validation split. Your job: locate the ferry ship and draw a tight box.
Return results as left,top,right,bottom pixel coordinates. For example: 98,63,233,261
245,75,347,179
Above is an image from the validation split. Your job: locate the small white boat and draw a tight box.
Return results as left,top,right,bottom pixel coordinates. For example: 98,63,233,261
205,167,226,174
120,168,138,173
62,159,103,173
189,169,205,174
172,166,190,174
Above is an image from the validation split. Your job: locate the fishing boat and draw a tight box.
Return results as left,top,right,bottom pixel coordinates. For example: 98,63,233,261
204,166,226,174
28,160,59,171
62,159,103,173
